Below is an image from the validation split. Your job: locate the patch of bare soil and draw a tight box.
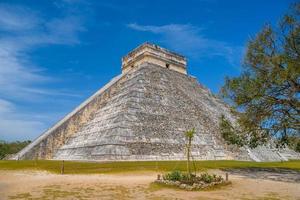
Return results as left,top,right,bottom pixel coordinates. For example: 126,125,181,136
0,170,299,200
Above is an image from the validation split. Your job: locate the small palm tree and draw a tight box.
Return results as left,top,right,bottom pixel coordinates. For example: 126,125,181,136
185,128,195,178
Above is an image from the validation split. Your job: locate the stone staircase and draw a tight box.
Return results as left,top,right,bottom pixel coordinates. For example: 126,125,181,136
247,146,287,162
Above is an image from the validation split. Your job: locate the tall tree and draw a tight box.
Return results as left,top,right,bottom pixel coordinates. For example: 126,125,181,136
221,3,300,147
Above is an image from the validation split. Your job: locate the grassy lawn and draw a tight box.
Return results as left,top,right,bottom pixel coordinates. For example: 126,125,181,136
0,160,299,174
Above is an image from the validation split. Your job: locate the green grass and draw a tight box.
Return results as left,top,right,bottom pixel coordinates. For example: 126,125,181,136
0,160,299,174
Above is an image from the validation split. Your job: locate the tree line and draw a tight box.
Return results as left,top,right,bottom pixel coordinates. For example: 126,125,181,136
0,140,31,159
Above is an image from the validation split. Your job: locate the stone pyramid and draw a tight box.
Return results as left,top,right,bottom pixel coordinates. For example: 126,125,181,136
14,43,300,161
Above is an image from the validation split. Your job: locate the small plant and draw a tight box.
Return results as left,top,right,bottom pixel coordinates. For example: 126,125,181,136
156,128,229,190
200,173,211,183
162,171,224,185
201,173,223,183
185,128,196,178
163,170,182,181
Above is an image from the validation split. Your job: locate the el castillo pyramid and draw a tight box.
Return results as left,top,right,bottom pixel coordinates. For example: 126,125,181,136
13,43,300,162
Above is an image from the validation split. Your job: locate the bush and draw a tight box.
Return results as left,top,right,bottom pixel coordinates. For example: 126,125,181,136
163,171,224,185
163,170,182,181
200,173,222,183
200,173,212,183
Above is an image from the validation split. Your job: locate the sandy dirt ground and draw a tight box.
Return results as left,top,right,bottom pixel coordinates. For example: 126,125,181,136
0,170,299,200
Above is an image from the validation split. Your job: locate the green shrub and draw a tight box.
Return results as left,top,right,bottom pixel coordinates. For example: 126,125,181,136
178,173,195,185
163,170,223,185
199,173,223,183
163,170,182,181
200,173,213,183
181,173,190,181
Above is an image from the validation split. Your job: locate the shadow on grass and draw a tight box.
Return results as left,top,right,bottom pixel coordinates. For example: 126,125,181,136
223,168,300,183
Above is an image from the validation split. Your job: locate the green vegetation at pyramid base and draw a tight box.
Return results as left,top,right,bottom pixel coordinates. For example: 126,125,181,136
0,140,31,160
0,160,299,174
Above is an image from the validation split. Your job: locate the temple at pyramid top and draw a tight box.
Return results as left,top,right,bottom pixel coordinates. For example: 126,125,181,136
122,42,187,74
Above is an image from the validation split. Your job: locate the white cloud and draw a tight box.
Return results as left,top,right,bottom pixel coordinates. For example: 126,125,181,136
0,98,46,141
0,4,41,31
0,4,86,101
45,16,86,45
0,3,86,141
0,99,14,114
127,23,244,66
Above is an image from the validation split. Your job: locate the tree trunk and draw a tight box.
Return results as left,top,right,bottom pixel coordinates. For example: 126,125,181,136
187,137,191,177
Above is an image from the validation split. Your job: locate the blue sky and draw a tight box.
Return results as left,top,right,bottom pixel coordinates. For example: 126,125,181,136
0,0,296,141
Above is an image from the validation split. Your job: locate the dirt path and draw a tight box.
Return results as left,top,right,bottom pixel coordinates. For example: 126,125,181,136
0,170,299,200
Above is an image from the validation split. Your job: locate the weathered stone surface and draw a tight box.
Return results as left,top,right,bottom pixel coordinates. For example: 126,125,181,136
53,63,239,160
13,43,300,161
122,43,187,74
13,74,124,160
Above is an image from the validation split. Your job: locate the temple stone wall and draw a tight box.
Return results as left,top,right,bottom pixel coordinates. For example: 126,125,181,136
122,43,187,75
122,55,187,75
